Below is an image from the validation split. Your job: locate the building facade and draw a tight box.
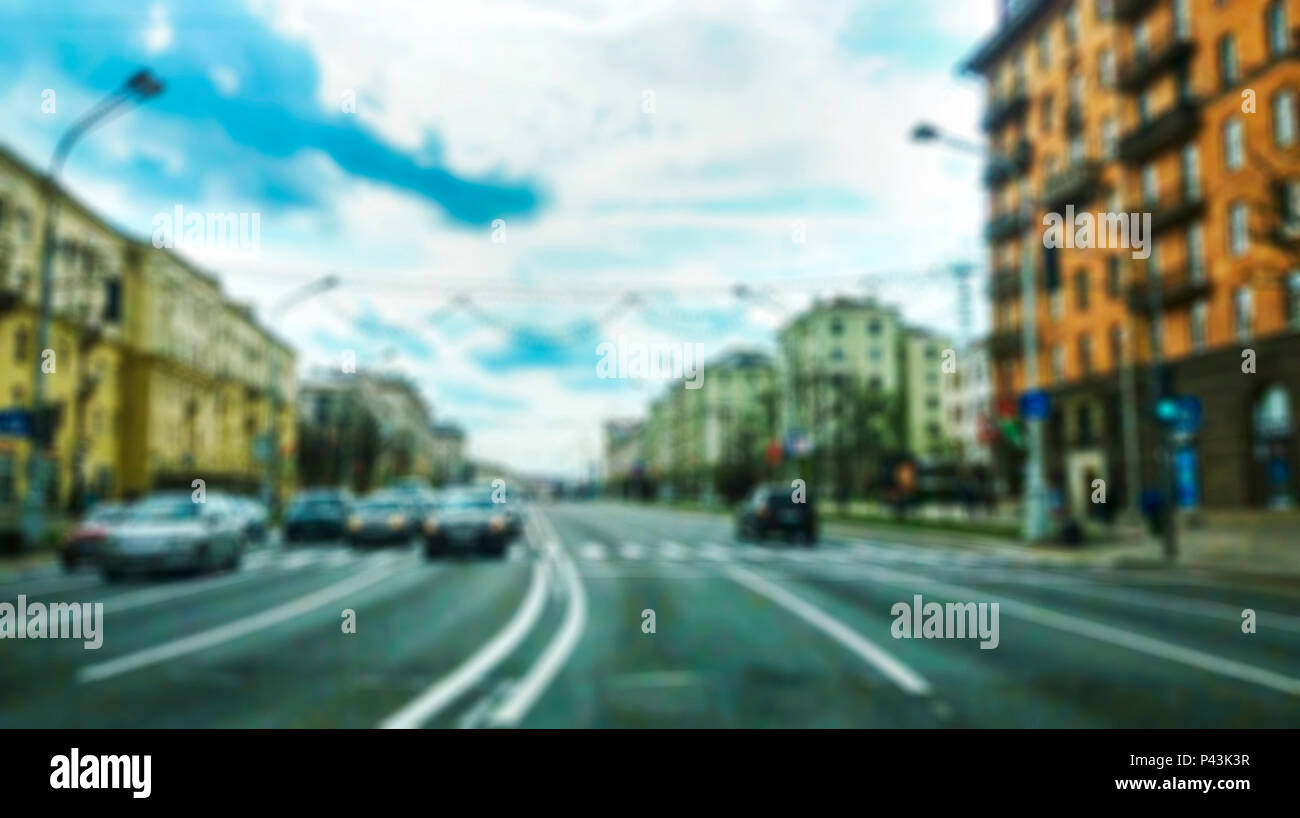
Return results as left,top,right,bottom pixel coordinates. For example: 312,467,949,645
965,0,1300,511
0,143,296,536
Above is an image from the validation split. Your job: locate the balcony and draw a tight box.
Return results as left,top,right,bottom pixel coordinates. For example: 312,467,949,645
988,328,1024,359
1111,0,1158,22
981,87,1030,133
1126,267,1212,314
988,267,1021,301
985,209,1029,242
1042,160,1104,210
1118,102,1201,164
1143,192,1206,236
983,139,1033,188
1116,38,1196,92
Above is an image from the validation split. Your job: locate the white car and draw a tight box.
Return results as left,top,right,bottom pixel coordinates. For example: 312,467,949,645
100,492,244,581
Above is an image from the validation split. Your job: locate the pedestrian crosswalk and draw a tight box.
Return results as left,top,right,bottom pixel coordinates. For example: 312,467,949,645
241,546,407,574
562,537,1101,573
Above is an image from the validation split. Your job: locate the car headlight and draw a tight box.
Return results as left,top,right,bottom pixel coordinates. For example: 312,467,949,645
489,515,506,532
423,517,439,534
347,515,362,531
387,514,407,530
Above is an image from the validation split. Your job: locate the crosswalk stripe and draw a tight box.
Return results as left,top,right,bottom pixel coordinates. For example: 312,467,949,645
658,540,689,561
699,542,732,561
619,542,648,560
579,542,607,561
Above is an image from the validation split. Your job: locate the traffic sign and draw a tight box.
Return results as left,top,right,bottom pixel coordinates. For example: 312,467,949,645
1155,395,1201,433
0,408,32,438
1019,390,1050,420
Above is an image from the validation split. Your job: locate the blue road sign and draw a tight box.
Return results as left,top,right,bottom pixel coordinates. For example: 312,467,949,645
1019,390,1050,420
0,407,32,438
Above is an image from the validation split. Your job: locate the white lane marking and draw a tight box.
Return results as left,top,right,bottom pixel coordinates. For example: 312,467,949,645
658,540,689,561
698,542,731,562
242,551,276,570
379,562,548,729
876,566,1300,697
738,544,772,561
578,542,607,562
1010,576,1300,633
488,511,588,727
79,561,409,684
102,570,263,614
724,565,932,696
324,549,356,568
279,551,317,571
0,575,104,600
619,542,648,560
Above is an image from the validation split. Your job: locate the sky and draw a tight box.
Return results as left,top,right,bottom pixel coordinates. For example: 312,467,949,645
0,0,998,477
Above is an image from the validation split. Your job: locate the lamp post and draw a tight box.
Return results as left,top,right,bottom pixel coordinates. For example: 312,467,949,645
911,122,1050,542
264,274,341,514
20,70,164,549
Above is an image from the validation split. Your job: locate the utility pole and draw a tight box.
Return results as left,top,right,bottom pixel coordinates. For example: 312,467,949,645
20,70,163,549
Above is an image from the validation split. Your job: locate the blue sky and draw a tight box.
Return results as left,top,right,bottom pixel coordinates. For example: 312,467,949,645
0,0,994,475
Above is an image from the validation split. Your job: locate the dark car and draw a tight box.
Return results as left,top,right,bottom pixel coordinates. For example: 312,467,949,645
422,488,515,559
60,502,130,572
735,483,817,545
284,489,353,544
346,495,415,547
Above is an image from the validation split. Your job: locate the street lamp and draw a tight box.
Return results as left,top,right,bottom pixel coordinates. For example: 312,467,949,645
911,121,1050,543
20,69,164,549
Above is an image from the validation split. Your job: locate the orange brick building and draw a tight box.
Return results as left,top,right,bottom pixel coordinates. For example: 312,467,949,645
964,0,1300,511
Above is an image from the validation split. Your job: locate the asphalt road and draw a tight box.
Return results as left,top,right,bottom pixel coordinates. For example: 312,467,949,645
2,501,1299,728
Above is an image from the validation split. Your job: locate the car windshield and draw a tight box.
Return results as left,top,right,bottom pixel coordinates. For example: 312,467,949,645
291,499,342,514
436,492,495,511
356,500,406,513
128,497,200,520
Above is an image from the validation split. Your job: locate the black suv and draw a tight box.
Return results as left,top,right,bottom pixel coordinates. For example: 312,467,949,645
735,483,817,545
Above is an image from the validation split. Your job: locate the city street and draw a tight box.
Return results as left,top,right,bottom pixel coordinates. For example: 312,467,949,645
2,502,1298,728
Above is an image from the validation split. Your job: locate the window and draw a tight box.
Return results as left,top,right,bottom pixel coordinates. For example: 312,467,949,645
1069,72,1085,106
1135,21,1150,61
1175,0,1191,38
0,453,13,503
868,319,881,335
830,347,844,362
1149,241,1163,278
1099,49,1115,88
1110,324,1124,366
1052,346,1066,384
1142,163,1159,206
1075,268,1089,310
1229,202,1250,256
13,325,27,363
1069,135,1086,165
1268,1,1290,57
1191,299,1209,350
1041,94,1054,132
1234,286,1254,340
1102,117,1118,158
1187,223,1205,281
1284,179,1300,224
104,278,122,322
1274,90,1297,147
1078,333,1093,376
1038,26,1051,68
1181,143,1200,198
1288,272,1300,327
1065,3,1079,45
869,347,882,362
1138,90,1152,123
1219,34,1238,88
1107,256,1121,297
830,318,844,335
1224,117,1245,170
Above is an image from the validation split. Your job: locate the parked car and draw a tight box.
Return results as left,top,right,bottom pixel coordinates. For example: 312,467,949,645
346,494,416,547
99,492,244,581
422,487,515,559
735,483,817,545
60,502,130,572
284,488,353,544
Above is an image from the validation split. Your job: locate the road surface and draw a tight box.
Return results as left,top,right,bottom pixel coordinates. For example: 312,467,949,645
2,502,1298,728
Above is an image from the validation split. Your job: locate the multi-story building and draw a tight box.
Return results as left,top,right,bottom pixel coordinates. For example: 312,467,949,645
943,338,997,466
776,296,955,497
601,418,644,496
297,370,438,492
431,422,468,486
964,0,1300,511
0,143,296,534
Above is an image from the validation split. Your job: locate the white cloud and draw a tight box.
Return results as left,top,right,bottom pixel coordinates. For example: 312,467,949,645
143,4,174,55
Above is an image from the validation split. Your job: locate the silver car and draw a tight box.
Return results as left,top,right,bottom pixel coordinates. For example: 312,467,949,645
100,492,244,581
